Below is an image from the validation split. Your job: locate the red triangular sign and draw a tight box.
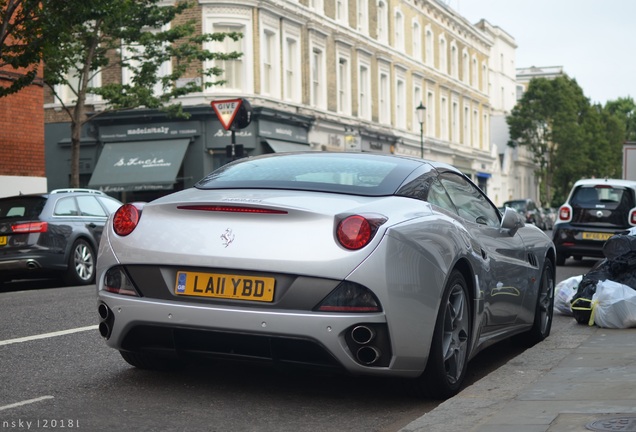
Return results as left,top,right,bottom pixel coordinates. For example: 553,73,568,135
211,99,243,130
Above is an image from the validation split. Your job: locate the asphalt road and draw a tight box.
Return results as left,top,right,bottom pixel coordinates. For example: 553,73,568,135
0,257,597,432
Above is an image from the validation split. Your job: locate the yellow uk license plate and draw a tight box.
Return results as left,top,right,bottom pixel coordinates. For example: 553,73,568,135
0,236,6,246
175,271,275,302
581,232,613,241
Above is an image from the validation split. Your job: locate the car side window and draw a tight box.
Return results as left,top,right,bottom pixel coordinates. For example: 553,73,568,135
438,172,500,227
54,197,80,216
77,196,107,217
426,177,458,215
98,196,123,214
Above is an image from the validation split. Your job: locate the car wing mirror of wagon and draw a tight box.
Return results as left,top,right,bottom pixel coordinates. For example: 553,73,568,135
501,207,525,236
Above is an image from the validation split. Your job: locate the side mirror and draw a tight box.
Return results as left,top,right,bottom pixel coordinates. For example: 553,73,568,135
501,207,525,236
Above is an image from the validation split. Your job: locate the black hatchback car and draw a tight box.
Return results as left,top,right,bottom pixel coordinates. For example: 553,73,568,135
553,179,636,265
0,189,122,286
502,198,546,229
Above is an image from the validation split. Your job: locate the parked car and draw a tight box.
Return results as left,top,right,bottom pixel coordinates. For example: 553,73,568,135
96,152,555,399
502,198,546,229
0,189,122,286
553,178,636,265
541,207,556,230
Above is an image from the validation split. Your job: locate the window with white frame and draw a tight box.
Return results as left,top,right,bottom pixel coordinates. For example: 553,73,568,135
425,27,434,67
440,96,448,140
378,67,390,124
120,26,171,99
463,104,470,146
426,90,434,137
358,59,371,120
283,31,301,103
462,49,469,84
450,42,458,78
310,0,323,13
394,10,404,51
473,109,479,148
395,75,406,129
310,39,327,109
472,56,478,87
357,0,368,34
56,67,102,105
482,113,489,150
452,100,459,142
336,0,348,24
261,28,279,97
439,36,447,73
412,20,421,61
413,83,422,133
481,62,488,92
204,20,249,92
377,1,388,44
336,49,351,115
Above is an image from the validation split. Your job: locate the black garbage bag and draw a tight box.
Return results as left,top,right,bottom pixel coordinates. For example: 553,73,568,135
571,234,636,324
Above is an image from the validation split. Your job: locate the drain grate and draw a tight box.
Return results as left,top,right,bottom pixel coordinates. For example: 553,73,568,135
586,416,636,431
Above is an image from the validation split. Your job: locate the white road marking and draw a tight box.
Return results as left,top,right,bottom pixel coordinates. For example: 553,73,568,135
0,395,54,411
0,325,98,346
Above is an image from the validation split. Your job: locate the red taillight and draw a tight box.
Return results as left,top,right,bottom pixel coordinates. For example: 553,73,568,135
12,221,48,233
337,215,372,250
177,205,287,214
113,204,141,236
630,209,636,225
336,214,387,250
558,205,571,222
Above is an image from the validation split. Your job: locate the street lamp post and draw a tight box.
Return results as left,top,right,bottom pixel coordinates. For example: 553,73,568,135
416,102,426,158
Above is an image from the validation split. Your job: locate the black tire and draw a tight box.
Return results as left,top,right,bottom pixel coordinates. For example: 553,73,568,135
521,260,555,346
64,239,96,285
119,351,176,370
413,270,471,399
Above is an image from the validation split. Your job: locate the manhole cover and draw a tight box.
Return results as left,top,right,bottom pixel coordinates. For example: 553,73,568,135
586,416,636,431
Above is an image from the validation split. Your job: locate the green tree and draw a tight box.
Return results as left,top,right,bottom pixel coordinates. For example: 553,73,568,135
42,0,241,187
605,96,636,141
507,76,624,206
0,0,44,97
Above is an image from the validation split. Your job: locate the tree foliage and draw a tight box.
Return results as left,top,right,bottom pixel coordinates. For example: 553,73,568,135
41,0,242,187
508,76,625,206
0,0,45,96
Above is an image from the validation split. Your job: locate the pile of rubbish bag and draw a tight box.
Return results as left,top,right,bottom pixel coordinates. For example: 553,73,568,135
554,228,636,328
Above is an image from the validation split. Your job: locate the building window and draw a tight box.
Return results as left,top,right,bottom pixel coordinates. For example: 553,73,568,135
452,100,459,142
395,76,406,129
481,62,488,92
379,69,390,124
357,0,368,33
439,36,447,73
310,0,323,13
358,61,371,120
463,104,470,146
394,10,404,51
412,20,421,61
310,42,327,109
377,1,388,44
472,57,478,87
283,34,301,103
462,49,469,84
206,23,247,92
482,113,489,150
336,0,348,24
261,29,278,96
473,109,479,148
425,27,434,67
413,84,422,133
440,96,448,140
427,90,434,137
337,53,351,115
450,43,458,78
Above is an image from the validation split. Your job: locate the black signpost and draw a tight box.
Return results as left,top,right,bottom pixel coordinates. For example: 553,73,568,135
211,98,253,160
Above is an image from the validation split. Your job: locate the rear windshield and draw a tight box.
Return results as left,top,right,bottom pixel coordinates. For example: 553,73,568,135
195,153,421,196
503,200,528,212
571,186,633,209
0,196,46,219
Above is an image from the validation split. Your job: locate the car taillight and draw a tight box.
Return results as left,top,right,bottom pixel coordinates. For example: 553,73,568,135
630,208,636,226
314,281,382,312
103,266,139,296
558,205,572,223
12,221,48,233
336,214,387,250
113,203,142,236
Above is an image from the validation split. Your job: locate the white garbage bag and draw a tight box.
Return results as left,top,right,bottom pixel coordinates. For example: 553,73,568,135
592,280,636,328
554,275,582,316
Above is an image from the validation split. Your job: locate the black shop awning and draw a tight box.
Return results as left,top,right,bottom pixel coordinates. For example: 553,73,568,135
88,139,189,192
265,139,310,153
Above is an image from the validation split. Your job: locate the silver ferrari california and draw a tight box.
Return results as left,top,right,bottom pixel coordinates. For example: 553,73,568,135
96,152,555,399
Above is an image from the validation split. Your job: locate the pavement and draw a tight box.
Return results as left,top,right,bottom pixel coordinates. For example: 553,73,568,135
400,314,636,432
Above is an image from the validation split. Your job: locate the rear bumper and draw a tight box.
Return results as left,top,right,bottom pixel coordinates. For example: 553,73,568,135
552,223,630,258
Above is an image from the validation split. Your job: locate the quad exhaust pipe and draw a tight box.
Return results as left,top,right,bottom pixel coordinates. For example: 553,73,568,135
97,303,113,339
350,325,382,365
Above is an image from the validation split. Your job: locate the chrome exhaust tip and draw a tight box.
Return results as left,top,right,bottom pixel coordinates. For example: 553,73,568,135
356,346,381,365
351,325,375,345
